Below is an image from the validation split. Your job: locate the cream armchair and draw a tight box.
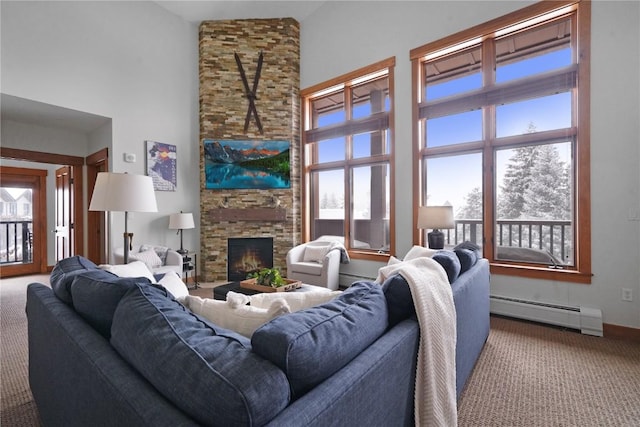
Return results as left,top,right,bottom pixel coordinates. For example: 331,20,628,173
113,244,182,276
286,241,341,290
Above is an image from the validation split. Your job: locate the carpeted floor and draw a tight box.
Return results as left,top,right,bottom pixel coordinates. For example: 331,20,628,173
2,274,639,426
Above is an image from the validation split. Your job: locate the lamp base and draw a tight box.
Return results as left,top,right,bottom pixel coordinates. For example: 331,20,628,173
427,230,445,250
177,248,188,255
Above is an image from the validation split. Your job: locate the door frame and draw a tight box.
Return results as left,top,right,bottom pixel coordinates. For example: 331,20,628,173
86,148,109,264
0,166,47,276
0,147,84,270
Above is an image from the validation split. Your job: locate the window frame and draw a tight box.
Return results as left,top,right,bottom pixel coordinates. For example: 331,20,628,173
301,57,396,261
411,0,591,283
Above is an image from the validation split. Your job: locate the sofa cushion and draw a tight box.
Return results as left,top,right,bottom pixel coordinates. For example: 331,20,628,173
251,281,388,398
110,284,290,427
433,250,461,283
454,247,478,274
157,271,189,299
130,249,163,270
182,294,290,338
49,256,101,304
69,273,150,338
99,261,155,282
381,273,415,327
242,289,341,312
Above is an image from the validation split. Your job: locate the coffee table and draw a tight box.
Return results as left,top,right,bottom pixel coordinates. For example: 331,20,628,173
213,281,323,300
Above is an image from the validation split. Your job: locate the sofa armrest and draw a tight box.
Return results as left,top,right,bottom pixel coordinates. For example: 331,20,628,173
265,319,419,427
165,250,183,267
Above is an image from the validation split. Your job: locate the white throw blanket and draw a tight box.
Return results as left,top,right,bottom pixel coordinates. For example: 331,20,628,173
377,257,457,427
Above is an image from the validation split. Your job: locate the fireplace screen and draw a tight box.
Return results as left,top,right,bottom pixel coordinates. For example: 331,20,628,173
227,237,274,281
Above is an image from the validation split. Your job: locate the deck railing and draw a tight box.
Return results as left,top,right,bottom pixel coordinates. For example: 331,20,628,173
314,217,572,265
0,220,33,264
446,218,572,265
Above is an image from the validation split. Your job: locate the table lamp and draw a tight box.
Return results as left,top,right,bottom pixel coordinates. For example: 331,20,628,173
417,205,454,249
169,212,195,255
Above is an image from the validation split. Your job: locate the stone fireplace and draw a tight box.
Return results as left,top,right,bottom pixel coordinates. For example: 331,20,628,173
199,18,301,282
227,237,273,281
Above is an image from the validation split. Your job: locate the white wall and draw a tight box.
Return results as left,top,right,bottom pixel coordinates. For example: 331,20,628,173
300,1,640,329
1,1,200,259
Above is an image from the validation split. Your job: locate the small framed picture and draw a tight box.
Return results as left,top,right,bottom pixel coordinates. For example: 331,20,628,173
146,141,177,191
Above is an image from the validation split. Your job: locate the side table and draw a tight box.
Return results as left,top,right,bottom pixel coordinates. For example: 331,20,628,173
181,251,199,289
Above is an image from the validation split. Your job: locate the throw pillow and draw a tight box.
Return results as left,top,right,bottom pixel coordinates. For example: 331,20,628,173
182,295,291,338
387,255,402,266
158,271,189,299
454,247,478,274
432,250,461,283
99,261,155,283
130,249,163,270
302,244,329,263
232,289,342,312
404,245,438,261
381,273,415,327
140,244,170,265
251,281,388,398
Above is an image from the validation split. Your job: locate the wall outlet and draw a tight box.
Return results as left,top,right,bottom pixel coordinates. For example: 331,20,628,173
622,288,633,302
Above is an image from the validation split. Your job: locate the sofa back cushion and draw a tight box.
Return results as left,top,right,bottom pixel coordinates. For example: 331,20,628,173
432,250,462,283
110,284,290,427
69,272,150,338
251,281,388,398
381,273,415,327
50,256,101,304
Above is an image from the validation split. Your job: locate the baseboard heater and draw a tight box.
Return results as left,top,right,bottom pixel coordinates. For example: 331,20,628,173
490,295,603,337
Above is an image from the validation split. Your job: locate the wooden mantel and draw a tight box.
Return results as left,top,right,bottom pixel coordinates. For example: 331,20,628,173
209,208,287,222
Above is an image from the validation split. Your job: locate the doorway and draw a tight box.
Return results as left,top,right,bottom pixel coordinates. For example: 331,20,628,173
0,166,47,277
0,148,85,276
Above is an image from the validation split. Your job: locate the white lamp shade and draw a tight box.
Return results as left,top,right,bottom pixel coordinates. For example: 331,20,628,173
89,172,158,213
417,206,454,230
169,213,195,230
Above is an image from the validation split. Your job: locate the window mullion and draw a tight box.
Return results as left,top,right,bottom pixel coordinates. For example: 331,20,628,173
482,38,497,261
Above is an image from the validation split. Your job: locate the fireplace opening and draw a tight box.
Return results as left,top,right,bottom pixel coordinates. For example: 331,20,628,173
227,237,274,281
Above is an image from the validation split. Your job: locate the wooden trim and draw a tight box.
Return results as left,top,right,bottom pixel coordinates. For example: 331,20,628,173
0,147,84,166
491,263,591,284
301,57,396,97
409,1,580,60
0,166,48,276
603,323,640,343
209,208,287,222
574,0,592,278
1,148,87,259
86,148,109,264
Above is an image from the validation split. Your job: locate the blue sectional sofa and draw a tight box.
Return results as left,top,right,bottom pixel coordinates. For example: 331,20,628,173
26,253,489,426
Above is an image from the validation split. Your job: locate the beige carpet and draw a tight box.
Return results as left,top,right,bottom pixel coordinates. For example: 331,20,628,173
2,274,639,426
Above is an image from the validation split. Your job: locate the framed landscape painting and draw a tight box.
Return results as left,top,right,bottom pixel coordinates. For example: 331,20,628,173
203,139,290,189
146,141,177,191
